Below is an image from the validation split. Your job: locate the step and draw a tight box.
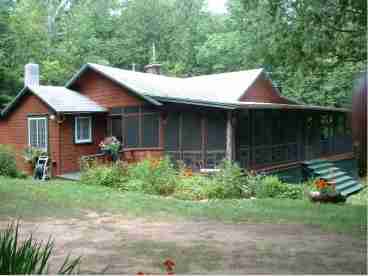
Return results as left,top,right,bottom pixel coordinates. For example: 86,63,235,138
303,159,328,166
330,175,354,185
335,180,358,192
314,167,340,175
320,171,347,181
340,184,364,197
308,162,334,170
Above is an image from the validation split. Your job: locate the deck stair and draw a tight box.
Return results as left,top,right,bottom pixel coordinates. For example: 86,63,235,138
302,159,364,197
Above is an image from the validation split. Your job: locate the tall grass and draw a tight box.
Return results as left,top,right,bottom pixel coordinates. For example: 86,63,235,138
0,222,80,274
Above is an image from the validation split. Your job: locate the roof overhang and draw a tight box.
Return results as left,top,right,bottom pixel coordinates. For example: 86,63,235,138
234,102,350,112
153,96,238,110
65,64,163,107
1,86,108,118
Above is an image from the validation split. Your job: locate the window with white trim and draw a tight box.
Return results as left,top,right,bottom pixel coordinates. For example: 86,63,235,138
28,117,48,151
75,116,92,144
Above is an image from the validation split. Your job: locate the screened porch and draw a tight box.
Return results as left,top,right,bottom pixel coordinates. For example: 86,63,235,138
105,104,352,171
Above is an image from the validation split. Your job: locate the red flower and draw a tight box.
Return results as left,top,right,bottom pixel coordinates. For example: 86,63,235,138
136,272,145,276
163,259,175,271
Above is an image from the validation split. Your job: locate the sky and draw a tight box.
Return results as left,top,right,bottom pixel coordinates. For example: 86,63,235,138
207,0,228,14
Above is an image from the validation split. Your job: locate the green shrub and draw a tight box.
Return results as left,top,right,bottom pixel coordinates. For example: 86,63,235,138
126,157,177,195
255,175,304,199
81,162,128,188
0,222,80,274
210,160,246,199
241,171,264,198
173,175,211,200
0,145,18,178
22,146,47,167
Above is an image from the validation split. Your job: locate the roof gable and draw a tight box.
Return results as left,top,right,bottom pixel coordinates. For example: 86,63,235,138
1,85,106,117
66,63,266,107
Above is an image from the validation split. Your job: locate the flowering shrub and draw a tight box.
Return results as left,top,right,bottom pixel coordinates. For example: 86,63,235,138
22,146,47,166
126,157,177,195
99,136,121,161
314,178,336,195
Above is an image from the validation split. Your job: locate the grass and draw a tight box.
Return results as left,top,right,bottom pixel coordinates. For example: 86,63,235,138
0,177,366,237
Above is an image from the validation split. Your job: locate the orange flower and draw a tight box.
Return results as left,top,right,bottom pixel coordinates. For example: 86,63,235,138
315,179,328,190
181,168,193,177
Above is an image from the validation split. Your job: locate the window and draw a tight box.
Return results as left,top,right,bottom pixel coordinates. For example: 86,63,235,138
108,107,160,148
28,117,48,151
75,116,92,144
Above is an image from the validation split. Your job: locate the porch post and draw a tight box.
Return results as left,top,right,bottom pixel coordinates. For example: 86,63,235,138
226,111,235,161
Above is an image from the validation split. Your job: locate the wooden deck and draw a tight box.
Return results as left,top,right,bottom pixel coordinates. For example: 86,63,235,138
254,152,354,173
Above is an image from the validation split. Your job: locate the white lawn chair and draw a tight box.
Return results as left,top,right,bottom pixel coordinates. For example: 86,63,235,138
34,156,50,181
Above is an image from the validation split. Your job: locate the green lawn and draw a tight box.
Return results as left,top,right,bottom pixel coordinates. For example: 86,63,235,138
0,177,366,237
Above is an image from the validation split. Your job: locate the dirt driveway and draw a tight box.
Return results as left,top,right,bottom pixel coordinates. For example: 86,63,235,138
1,212,366,274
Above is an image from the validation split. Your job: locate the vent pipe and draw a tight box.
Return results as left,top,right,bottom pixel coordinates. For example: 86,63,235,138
24,63,39,87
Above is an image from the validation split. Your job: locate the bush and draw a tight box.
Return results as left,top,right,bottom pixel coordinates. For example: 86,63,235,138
126,157,177,195
81,162,128,188
173,175,211,200
241,172,264,198
0,222,80,274
22,146,47,167
0,145,18,178
255,175,304,199
210,160,246,199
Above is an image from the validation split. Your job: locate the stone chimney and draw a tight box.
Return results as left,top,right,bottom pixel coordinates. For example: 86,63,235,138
24,63,39,87
144,43,161,75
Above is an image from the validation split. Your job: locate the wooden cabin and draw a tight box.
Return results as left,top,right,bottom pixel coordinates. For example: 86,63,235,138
0,63,353,177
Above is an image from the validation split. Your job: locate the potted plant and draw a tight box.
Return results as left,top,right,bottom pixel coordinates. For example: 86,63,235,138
99,136,121,162
309,178,345,203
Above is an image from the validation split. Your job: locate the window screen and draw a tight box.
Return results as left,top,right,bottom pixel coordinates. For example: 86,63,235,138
164,113,180,151
111,117,123,143
237,111,250,147
142,114,159,147
181,112,202,151
254,110,266,146
125,115,139,147
28,117,47,151
207,112,226,150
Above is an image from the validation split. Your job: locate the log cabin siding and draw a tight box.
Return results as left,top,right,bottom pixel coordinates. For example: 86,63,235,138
58,114,106,174
0,94,60,175
72,70,144,109
240,74,293,104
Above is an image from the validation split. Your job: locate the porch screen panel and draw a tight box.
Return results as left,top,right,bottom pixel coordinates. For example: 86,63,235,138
164,113,180,151
142,114,159,147
271,110,283,145
111,117,122,143
284,111,297,143
254,110,266,146
125,116,139,147
207,112,226,150
237,111,250,147
181,112,202,151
